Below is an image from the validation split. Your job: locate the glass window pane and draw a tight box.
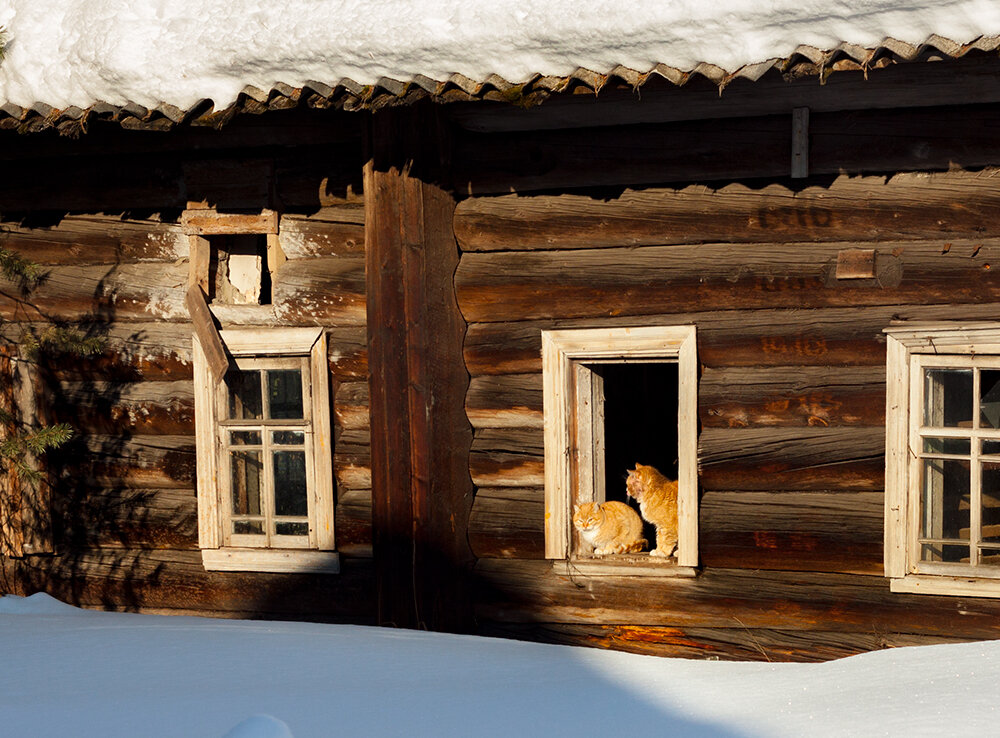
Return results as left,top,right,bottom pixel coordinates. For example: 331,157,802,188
982,440,1000,456
272,430,305,445
922,437,971,455
982,463,1000,546
275,522,309,536
228,370,263,420
979,548,1000,566
921,543,968,563
233,520,264,535
230,451,263,516
268,370,303,419
273,450,308,516
229,430,261,446
981,370,1000,429
923,369,973,428
921,458,970,541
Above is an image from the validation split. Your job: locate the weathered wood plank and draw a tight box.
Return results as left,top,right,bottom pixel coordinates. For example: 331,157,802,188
334,381,369,430
470,428,545,487
699,490,883,575
700,366,885,428
468,487,545,559
11,548,376,620
61,435,196,490
0,262,191,322
463,302,1000,376
455,171,1000,252
467,374,543,429
472,560,1000,639
335,488,373,557
456,239,1000,323
52,381,195,436
280,211,365,258
699,427,884,491
0,215,186,265
365,103,475,630
6,322,195,382
271,256,367,326
451,55,1000,133
454,104,1000,194
478,622,971,662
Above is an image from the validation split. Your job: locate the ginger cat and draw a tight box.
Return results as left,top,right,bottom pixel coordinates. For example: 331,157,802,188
572,501,647,555
626,463,678,558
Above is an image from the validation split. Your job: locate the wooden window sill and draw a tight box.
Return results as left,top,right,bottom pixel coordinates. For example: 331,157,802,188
553,557,698,578
890,574,1000,598
202,548,340,574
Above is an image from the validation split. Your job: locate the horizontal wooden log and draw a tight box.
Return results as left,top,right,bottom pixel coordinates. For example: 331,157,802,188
334,427,372,491
467,374,543,429
0,261,191,322
67,487,199,550
271,255,366,325
61,435,196,490
0,322,195,381
325,326,369,380
699,427,884,491
10,547,376,620
700,366,885,428
466,368,885,430
478,622,969,662
465,301,1000,376
454,103,1000,194
469,487,545,559
280,209,365,258
52,381,195,436
456,239,1000,323
699,490,883,575
335,488,372,556
470,428,545,487
472,559,1000,639
0,215,186,265
455,170,1000,252
334,381,369,430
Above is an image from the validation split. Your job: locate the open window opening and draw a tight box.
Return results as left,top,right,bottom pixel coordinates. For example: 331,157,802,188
543,326,698,576
577,362,679,550
208,234,273,305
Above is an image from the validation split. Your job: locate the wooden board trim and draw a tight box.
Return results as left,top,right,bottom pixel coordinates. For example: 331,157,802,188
201,548,340,574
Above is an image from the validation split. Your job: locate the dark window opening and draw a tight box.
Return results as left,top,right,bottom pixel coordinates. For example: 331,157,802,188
593,362,679,544
208,234,271,305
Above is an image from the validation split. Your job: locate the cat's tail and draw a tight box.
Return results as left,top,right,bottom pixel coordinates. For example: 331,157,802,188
625,538,648,554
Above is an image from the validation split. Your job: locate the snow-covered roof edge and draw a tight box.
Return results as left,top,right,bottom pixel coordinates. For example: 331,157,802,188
4,35,1000,137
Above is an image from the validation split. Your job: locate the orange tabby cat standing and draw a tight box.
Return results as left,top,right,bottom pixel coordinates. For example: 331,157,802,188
626,462,678,557
572,501,647,555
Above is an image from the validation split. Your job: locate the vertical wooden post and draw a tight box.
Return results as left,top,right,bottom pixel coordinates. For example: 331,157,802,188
365,102,475,632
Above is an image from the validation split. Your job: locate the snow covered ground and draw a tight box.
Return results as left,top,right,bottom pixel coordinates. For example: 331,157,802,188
0,593,997,737
2,1,1000,111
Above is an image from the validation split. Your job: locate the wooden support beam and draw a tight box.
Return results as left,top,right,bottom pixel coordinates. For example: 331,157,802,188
184,284,229,379
365,102,475,632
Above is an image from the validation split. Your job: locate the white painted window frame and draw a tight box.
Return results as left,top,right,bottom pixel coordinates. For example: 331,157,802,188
542,325,698,577
885,322,1000,597
194,327,338,574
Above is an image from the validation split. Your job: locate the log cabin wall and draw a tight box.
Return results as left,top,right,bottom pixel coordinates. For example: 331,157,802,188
447,73,1000,660
0,108,375,621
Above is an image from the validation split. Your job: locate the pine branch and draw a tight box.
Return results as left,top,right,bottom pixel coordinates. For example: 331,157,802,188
0,245,42,288
20,326,106,358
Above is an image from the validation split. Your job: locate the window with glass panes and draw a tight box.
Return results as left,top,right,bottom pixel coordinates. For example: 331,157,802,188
221,357,316,548
193,326,336,574
910,355,1000,572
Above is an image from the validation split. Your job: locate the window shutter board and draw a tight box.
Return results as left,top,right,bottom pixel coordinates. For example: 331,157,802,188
185,283,230,379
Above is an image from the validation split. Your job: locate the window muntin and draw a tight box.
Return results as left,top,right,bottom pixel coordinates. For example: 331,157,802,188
911,356,1000,576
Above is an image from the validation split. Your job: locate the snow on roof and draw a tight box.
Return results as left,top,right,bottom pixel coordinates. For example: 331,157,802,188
2,0,1000,132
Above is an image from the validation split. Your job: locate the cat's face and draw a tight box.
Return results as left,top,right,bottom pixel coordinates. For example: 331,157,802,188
572,502,603,532
625,465,648,502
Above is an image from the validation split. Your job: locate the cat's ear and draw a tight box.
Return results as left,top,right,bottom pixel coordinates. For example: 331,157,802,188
573,504,580,513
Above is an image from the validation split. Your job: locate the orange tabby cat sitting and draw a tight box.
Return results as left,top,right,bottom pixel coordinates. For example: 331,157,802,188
626,462,678,558
572,501,647,555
